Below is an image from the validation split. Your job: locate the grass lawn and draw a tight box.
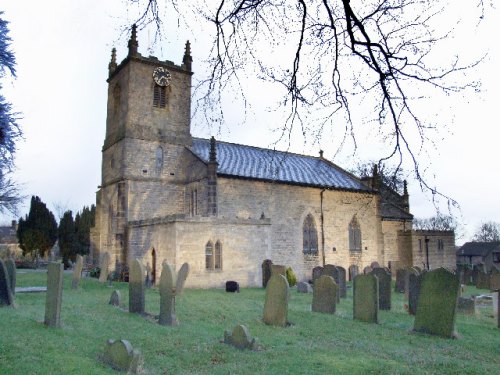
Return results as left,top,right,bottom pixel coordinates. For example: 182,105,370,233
0,270,498,374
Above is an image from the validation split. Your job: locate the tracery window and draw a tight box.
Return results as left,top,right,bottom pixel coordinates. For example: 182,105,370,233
205,241,213,270
303,214,318,255
349,216,362,252
214,241,222,270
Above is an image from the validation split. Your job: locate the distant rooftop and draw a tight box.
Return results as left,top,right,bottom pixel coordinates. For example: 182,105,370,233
457,241,500,257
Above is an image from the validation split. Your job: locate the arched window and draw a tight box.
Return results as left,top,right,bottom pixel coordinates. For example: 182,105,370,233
153,84,166,108
303,214,318,255
205,241,214,270
214,241,222,270
349,216,362,252
155,146,163,173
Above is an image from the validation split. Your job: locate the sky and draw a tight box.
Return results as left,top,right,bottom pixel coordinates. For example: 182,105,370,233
1,1,499,244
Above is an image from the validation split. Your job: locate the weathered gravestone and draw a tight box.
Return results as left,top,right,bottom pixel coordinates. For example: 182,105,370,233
371,267,391,310
348,265,359,281
99,252,111,283
405,267,420,299
370,261,380,269
71,254,84,289
312,275,337,314
101,339,143,374
471,268,479,286
408,272,423,316
353,274,378,324
109,290,121,306
413,268,460,338
457,297,476,315
464,268,474,286
322,264,340,303
226,280,240,293
5,257,16,296
494,291,500,328
159,262,189,326
297,281,312,293
271,264,287,276
476,271,490,290
336,266,347,298
129,259,145,314
490,269,500,291
263,274,289,326
44,262,64,327
262,259,273,288
312,266,323,284
363,266,373,274
395,268,406,293
0,259,14,307
224,324,258,350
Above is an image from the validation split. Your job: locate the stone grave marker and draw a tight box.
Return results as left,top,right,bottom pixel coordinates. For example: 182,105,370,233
159,262,190,326
405,267,420,299
413,268,460,338
226,280,240,293
370,261,380,269
5,257,16,296
457,297,476,315
336,266,347,298
271,264,287,276
312,275,337,314
312,266,323,284
476,271,490,290
348,265,359,281
101,339,143,374
44,262,64,327
322,264,340,302
395,268,406,293
224,324,258,350
263,273,289,327
99,252,111,283
353,274,378,324
464,268,474,286
408,272,423,316
109,290,121,306
262,259,273,288
363,266,373,274
371,267,391,310
490,269,500,291
129,259,145,314
71,254,84,289
494,291,499,328
0,259,14,306
297,281,312,293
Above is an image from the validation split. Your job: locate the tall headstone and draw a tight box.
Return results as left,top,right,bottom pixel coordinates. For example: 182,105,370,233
353,274,378,324
159,262,189,326
99,252,111,283
262,259,273,288
71,254,84,289
5,257,16,296
312,275,337,314
0,259,14,306
129,259,145,314
44,262,64,327
490,269,500,291
395,268,406,293
263,274,289,327
336,266,347,298
348,265,359,281
405,267,419,299
408,272,422,316
413,268,460,338
322,264,340,302
370,267,391,310
312,266,323,284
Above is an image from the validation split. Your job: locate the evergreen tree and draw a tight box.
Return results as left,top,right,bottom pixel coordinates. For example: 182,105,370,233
74,204,95,256
17,196,58,258
58,210,76,267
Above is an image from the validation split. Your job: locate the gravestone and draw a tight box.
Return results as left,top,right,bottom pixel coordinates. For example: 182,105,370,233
71,254,84,289
490,269,500,291
226,280,240,293
99,252,111,283
405,267,420,299
5,257,16,296
312,266,323,284
395,268,406,293
271,264,287,276
0,259,14,306
224,324,258,350
101,339,142,374
370,261,380,269
413,268,460,338
44,262,64,327
353,274,378,324
371,267,391,310
263,274,289,326
312,275,337,314
494,291,499,328
363,266,372,274
262,259,273,288
322,265,340,302
129,259,145,314
408,272,423,315
297,281,312,293
464,268,474,286
348,265,359,281
109,290,121,306
336,266,347,298
413,266,423,273
159,262,190,326
457,297,476,315
471,268,479,286
476,271,490,290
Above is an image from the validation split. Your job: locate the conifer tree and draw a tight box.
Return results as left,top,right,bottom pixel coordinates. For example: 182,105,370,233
58,210,76,267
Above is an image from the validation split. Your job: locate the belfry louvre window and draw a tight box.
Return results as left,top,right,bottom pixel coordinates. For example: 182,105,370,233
349,217,362,252
153,84,166,108
303,214,318,255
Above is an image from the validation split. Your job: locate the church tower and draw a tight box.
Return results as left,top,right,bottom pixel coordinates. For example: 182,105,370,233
92,25,194,272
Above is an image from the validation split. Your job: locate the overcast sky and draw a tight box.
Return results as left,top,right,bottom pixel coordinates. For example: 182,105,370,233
1,1,499,244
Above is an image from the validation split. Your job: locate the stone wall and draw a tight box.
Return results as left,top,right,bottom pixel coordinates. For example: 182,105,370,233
411,230,456,270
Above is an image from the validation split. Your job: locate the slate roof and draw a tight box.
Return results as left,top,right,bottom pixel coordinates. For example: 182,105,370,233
189,138,371,192
456,242,500,257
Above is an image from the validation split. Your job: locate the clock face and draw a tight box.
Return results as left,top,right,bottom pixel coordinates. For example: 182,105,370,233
153,67,172,87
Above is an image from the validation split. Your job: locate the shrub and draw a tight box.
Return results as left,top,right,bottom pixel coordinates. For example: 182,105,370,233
286,267,297,287
89,267,101,278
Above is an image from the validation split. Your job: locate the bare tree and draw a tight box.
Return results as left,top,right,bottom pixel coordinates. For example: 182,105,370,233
472,221,500,242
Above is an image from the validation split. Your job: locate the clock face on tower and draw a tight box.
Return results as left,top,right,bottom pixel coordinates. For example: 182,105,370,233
153,67,172,86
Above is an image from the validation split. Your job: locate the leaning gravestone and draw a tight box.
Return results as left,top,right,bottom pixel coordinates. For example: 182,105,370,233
408,272,423,316
5,257,16,296
476,271,490,290
159,262,189,326
336,266,347,298
348,265,359,281
224,324,258,350
413,268,460,338
101,339,143,374
371,267,391,310
353,274,378,324
262,259,273,288
0,259,14,306
263,274,289,326
71,255,84,289
109,290,121,306
312,275,337,314
129,259,145,314
312,266,323,284
44,262,64,327
490,269,500,291
99,252,111,283
297,281,312,293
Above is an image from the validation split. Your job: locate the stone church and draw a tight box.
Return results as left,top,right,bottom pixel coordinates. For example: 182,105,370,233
90,26,455,287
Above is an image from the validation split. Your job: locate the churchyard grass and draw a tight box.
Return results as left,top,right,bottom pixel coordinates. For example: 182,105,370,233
0,270,498,374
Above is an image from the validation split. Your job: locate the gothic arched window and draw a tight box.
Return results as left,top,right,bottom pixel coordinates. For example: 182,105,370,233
205,241,214,270
214,241,222,270
303,214,318,255
349,216,362,252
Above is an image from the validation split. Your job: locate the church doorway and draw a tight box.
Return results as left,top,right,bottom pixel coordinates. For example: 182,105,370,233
151,248,157,285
